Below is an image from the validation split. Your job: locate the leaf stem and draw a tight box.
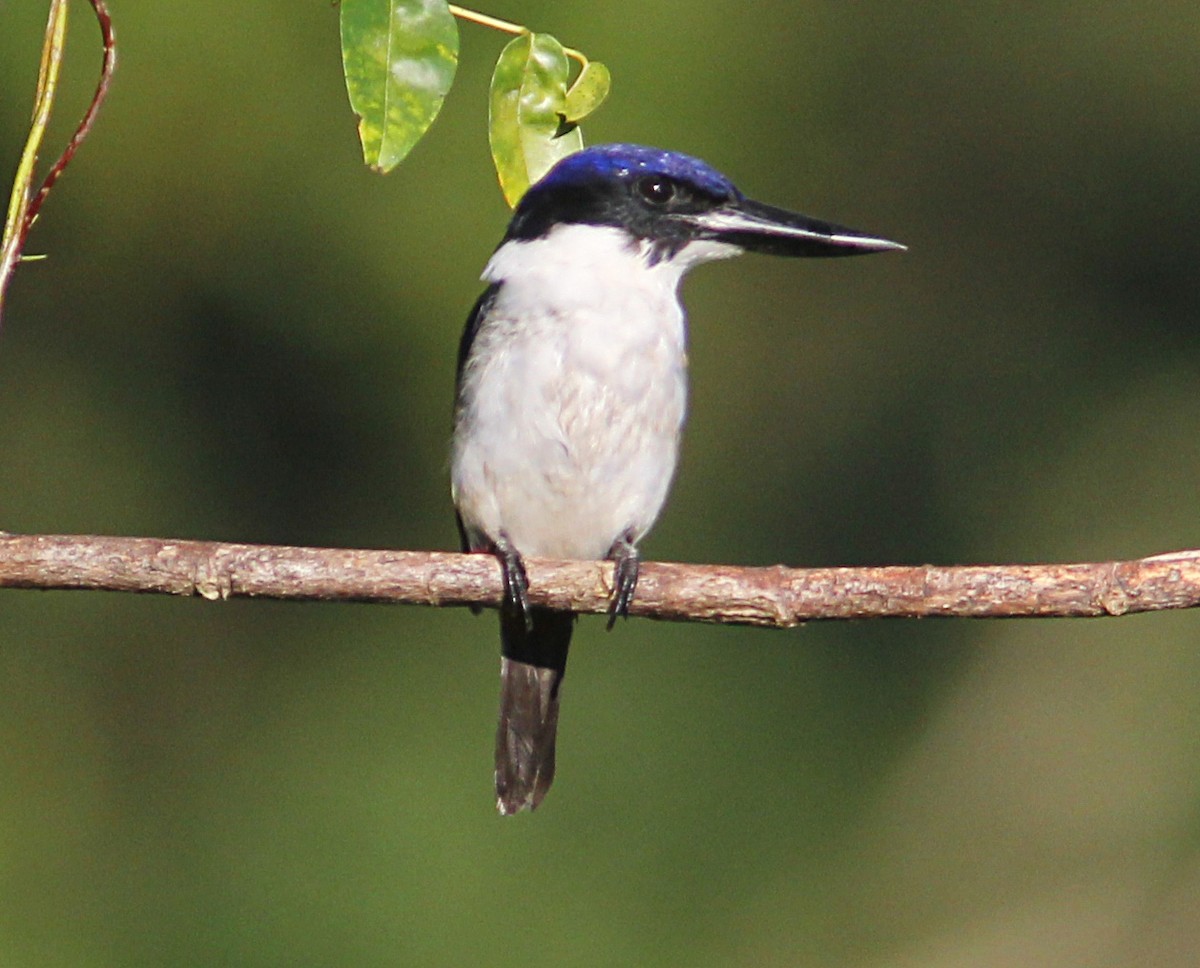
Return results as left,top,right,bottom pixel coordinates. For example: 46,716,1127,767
446,4,523,36
447,4,588,67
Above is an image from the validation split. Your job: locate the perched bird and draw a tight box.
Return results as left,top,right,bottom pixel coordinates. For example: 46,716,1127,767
451,144,903,814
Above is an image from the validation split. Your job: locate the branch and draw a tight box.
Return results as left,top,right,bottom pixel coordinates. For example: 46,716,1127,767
1,533,1198,626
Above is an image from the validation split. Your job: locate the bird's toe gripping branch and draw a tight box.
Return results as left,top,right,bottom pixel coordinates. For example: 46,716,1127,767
606,531,640,630
494,531,533,632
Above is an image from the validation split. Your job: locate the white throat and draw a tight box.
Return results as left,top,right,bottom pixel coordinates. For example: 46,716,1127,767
482,223,742,309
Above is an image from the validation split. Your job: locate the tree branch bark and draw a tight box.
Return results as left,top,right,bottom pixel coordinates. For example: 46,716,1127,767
1,533,1199,626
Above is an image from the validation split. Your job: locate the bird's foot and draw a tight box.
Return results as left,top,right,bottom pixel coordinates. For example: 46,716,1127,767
606,532,639,630
494,532,532,632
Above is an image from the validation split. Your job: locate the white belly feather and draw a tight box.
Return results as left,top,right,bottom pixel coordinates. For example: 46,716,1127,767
452,225,692,560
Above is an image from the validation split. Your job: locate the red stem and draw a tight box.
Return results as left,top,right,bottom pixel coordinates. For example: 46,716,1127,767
20,0,117,237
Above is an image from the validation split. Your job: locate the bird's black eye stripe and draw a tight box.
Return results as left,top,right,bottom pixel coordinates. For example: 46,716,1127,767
636,176,679,206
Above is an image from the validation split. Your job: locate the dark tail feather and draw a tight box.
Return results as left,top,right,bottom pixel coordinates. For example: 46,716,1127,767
495,608,574,815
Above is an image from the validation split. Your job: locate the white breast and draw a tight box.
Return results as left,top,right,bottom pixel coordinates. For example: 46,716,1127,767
452,224,693,560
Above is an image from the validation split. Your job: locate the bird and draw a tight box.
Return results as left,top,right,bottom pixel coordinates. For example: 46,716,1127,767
451,143,904,814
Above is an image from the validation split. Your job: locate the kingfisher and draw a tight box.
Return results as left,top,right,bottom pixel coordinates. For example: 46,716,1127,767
451,144,903,814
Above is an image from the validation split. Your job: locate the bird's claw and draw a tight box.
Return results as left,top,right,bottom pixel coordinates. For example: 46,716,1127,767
495,533,532,632
606,533,639,630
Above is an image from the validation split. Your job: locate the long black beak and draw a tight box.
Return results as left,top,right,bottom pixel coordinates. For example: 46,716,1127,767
685,197,905,258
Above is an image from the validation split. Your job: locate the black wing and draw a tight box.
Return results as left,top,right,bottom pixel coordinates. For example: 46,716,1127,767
455,282,501,396
453,283,502,555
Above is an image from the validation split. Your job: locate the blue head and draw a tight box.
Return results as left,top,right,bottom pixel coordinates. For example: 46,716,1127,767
505,144,904,262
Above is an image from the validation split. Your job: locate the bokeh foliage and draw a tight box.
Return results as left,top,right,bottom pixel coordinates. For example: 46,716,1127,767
2,3,1200,966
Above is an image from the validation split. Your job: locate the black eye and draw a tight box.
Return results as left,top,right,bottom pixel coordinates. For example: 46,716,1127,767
636,176,678,206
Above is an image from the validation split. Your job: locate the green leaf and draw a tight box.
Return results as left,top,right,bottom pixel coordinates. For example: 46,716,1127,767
488,33,583,207
340,0,459,173
562,61,611,125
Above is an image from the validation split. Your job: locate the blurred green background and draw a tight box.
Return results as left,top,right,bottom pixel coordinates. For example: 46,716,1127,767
3,2,1200,965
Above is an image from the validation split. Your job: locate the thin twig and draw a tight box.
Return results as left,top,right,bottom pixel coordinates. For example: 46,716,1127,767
0,0,117,321
23,0,117,232
0,0,69,315
1,534,1198,626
